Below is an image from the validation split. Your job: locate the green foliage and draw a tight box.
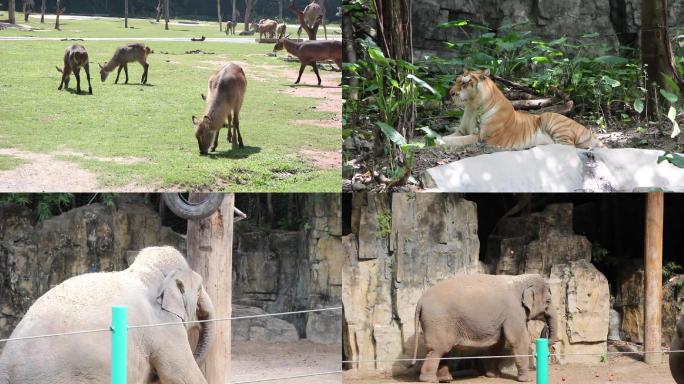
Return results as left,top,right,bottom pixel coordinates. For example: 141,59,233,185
658,152,684,168
664,261,683,280
0,194,73,221
100,193,117,210
375,210,392,239
591,243,613,265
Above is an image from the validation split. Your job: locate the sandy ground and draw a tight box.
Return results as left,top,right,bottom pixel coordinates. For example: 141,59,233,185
343,356,675,384
232,340,341,384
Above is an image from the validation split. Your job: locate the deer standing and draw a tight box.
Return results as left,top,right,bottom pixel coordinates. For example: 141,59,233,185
192,63,247,155
225,20,236,35
99,43,152,85
56,44,93,94
253,19,277,39
273,37,341,86
299,0,326,39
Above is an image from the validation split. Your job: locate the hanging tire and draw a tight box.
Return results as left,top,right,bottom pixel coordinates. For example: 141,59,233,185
162,193,224,220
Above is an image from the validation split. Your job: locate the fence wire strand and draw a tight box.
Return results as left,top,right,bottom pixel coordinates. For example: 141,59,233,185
0,307,342,344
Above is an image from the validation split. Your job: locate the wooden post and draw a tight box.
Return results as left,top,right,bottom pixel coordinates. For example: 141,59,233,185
124,0,128,28
217,0,222,31
186,194,233,383
644,192,664,365
164,0,169,30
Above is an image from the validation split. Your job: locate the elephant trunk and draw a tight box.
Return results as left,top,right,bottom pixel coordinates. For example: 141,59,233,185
194,287,216,363
544,306,559,344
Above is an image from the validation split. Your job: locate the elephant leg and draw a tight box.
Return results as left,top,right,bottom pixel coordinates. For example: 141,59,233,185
503,319,531,382
419,346,449,383
151,328,208,384
483,337,505,378
436,362,453,382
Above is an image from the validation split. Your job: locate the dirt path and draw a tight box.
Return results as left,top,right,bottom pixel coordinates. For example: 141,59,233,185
0,148,142,192
232,340,341,384
343,356,674,384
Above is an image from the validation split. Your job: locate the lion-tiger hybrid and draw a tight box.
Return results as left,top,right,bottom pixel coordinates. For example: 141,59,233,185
442,69,605,149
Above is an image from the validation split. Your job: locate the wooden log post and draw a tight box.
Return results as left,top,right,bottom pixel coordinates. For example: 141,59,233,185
644,192,664,365
124,0,128,28
187,193,234,383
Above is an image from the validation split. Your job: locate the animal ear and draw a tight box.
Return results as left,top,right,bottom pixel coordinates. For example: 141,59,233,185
192,115,200,125
98,63,104,69
203,115,212,125
157,269,188,322
483,68,491,77
522,286,536,314
201,93,206,101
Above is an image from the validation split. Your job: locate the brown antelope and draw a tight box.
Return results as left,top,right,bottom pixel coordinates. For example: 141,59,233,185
225,20,236,35
56,44,93,94
192,63,247,155
99,43,152,85
299,0,327,39
273,37,342,86
253,19,277,40
276,22,287,39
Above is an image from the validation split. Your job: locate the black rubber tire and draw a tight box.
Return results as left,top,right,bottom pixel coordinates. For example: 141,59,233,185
162,193,224,220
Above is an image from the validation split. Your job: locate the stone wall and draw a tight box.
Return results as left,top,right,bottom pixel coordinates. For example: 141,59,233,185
0,199,185,344
412,0,684,57
342,198,611,378
232,194,343,344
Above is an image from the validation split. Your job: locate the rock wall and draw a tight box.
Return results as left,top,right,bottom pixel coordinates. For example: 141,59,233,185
343,198,611,378
342,193,482,375
0,200,185,346
412,0,684,57
232,194,343,344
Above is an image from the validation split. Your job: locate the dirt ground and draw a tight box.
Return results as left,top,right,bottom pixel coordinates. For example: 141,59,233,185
343,356,674,384
232,340,341,384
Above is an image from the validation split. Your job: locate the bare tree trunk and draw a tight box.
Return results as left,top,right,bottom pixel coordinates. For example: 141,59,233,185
155,0,162,22
164,0,169,30
243,0,257,31
278,0,282,20
54,0,63,30
124,0,128,28
641,0,684,113
40,0,44,23
342,6,357,100
217,0,222,31
8,0,15,24
22,0,30,22
232,0,236,21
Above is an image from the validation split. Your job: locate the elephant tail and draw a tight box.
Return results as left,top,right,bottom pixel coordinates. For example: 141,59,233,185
410,299,422,366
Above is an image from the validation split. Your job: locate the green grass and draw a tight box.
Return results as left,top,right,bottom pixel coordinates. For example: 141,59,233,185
0,14,342,39
0,155,27,171
0,39,341,191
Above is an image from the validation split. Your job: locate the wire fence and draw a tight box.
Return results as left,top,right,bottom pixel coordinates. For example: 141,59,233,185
0,305,343,384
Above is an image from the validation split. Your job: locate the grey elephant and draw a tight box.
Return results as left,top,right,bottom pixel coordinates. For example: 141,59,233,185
670,314,684,383
411,274,558,383
0,246,215,384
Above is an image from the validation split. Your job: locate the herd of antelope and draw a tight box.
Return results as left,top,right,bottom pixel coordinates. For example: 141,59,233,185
56,22,341,156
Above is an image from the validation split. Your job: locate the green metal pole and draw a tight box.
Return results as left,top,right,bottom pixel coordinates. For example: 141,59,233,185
111,306,128,384
536,338,549,384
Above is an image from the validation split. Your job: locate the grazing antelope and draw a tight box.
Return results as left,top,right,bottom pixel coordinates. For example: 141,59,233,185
276,22,286,39
253,19,277,40
273,37,342,86
99,43,152,85
192,63,247,155
56,44,93,94
225,20,236,35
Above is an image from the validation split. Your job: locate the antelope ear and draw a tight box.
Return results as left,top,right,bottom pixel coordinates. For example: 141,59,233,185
203,115,212,125
483,68,491,77
192,115,200,125
98,63,104,69
201,93,206,101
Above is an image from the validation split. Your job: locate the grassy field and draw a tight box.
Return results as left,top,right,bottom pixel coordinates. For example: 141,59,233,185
0,13,342,39
0,17,341,192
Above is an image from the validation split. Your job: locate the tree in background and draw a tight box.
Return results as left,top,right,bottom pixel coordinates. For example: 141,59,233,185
232,0,236,21
641,0,684,112
243,0,257,31
217,0,222,31
164,0,169,30
155,0,162,22
54,0,64,30
22,0,33,22
124,0,128,28
40,0,45,22
8,0,16,24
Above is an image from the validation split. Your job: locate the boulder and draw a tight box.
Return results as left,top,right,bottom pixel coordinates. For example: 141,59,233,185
232,305,299,342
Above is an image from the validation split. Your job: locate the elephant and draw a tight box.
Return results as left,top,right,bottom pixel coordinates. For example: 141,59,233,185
0,246,215,384
670,314,684,383
410,274,559,383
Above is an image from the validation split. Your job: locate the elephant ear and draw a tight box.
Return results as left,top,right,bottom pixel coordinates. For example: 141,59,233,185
157,269,189,322
522,285,536,316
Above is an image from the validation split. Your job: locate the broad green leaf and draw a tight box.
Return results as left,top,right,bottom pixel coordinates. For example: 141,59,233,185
376,122,407,146
581,32,600,38
531,56,551,63
634,98,644,114
660,89,679,104
662,73,682,95
367,47,388,66
667,106,680,138
400,143,424,154
601,75,621,88
419,126,443,147
658,152,684,168
594,55,629,66
407,74,439,96
438,20,468,29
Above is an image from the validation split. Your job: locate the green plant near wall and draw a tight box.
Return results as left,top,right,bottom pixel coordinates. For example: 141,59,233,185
375,210,392,238
0,193,75,221
664,261,683,280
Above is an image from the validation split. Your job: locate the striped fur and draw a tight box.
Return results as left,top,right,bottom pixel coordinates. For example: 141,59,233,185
444,69,605,149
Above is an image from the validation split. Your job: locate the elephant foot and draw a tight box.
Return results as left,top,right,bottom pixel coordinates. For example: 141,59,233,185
484,371,498,378
436,374,453,383
418,373,439,383
516,373,531,382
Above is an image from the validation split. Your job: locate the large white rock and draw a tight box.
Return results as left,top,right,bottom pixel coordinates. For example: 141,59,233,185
424,144,684,192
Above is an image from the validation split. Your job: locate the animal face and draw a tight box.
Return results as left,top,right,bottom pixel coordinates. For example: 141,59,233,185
98,63,109,82
192,115,215,155
447,68,490,106
273,38,285,52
